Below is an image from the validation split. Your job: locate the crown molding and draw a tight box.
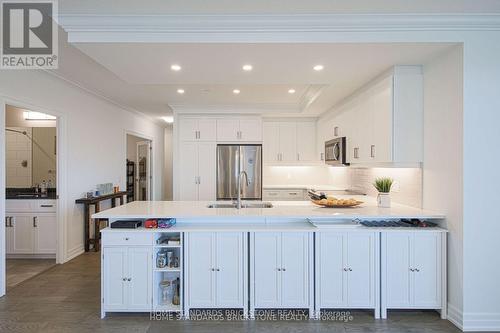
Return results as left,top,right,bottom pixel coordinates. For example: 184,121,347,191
59,13,500,42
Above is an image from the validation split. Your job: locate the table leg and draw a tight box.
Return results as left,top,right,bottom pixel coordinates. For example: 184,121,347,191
120,195,124,205
84,203,90,252
94,202,101,252
111,197,116,208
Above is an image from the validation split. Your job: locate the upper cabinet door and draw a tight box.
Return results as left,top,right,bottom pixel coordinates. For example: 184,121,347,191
253,232,281,308
216,233,245,307
412,233,441,307
278,122,297,162
346,232,375,307
216,119,239,141
34,214,56,254
296,121,316,162
369,76,393,163
127,247,152,310
187,232,216,307
197,142,216,201
281,232,309,307
179,118,199,141
103,247,127,310
198,119,217,141
239,119,262,142
178,142,199,200
317,232,346,307
263,122,280,163
383,233,412,308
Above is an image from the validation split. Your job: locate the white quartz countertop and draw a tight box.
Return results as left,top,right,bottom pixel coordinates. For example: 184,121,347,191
92,197,445,220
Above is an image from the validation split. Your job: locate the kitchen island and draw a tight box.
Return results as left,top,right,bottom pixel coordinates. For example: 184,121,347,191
93,199,447,321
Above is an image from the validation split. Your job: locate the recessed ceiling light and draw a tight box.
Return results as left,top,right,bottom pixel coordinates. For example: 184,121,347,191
177,89,185,94
242,64,253,71
162,116,174,123
288,89,296,94
170,64,181,71
233,89,241,94
313,64,324,71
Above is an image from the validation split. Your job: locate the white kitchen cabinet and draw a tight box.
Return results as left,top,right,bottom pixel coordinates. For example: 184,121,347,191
251,232,313,312
324,66,423,165
216,118,262,142
186,232,247,310
103,246,152,312
262,189,306,201
34,214,57,254
296,121,316,162
315,231,379,317
263,121,318,164
381,231,445,319
179,118,216,141
178,142,216,201
11,215,35,254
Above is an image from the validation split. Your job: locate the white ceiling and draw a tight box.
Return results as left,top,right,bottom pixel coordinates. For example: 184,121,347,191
59,0,500,15
70,42,454,116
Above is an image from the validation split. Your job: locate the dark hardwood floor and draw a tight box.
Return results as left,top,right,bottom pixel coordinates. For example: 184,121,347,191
0,253,464,333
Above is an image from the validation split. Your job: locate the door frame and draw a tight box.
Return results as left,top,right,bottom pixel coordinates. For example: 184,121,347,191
124,130,154,201
136,140,152,200
0,96,67,297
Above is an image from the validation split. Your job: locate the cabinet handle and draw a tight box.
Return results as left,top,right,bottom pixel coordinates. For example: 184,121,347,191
334,126,339,137
354,147,359,159
370,145,375,158
343,268,348,271
415,268,420,272
288,192,298,196
127,278,131,281
320,152,324,161
277,268,281,271
282,268,286,271
41,204,54,208
33,216,37,228
125,237,129,241
211,268,215,271
348,268,352,271
10,217,14,227
409,268,415,272
122,278,127,281
216,268,220,271
297,153,300,161
5,217,8,227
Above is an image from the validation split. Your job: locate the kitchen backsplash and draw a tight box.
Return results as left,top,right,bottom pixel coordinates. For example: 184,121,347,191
264,165,422,208
349,167,422,208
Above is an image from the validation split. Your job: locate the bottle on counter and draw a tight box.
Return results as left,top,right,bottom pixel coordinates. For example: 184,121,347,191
41,180,47,195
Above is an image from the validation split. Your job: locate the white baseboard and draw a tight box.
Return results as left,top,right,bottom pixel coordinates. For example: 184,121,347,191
65,245,84,263
447,302,463,331
463,312,500,332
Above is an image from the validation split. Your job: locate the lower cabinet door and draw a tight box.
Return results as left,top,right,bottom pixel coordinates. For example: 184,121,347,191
383,233,412,307
127,247,152,310
281,233,309,308
34,214,56,254
215,232,245,307
103,247,128,310
412,233,441,307
253,232,281,308
346,232,375,307
317,232,346,307
187,232,216,307
11,215,35,254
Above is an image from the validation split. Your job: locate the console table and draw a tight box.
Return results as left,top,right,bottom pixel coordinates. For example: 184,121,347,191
76,191,128,252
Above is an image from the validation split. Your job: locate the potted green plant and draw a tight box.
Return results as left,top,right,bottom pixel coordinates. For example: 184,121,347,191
373,177,393,208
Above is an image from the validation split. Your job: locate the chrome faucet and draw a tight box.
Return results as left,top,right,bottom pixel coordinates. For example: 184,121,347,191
236,171,250,209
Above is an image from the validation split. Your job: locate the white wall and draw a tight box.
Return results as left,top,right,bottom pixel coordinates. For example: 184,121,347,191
163,126,173,200
0,69,165,263
422,45,464,323
462,34,500,330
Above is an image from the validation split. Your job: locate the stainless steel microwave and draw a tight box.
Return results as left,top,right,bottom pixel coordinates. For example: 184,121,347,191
325,137,349,166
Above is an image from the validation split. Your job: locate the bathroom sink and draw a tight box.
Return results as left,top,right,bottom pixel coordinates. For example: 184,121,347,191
207,202,273,209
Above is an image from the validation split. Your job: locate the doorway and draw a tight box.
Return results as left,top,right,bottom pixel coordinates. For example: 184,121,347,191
126,133,152,202
3,104,58,290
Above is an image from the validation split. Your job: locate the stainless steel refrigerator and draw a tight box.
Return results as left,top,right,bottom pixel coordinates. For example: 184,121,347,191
216,145,262,200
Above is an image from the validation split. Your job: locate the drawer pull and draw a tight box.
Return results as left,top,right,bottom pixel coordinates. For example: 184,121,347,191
288,192,298,195
41,204,54,208
125,237,129,241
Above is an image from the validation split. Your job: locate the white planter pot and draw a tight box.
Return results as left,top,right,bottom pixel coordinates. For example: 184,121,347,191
377,193,391,208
